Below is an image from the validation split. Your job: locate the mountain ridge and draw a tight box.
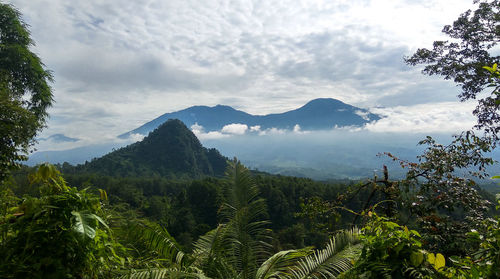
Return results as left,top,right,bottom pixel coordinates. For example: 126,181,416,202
119,98,379,139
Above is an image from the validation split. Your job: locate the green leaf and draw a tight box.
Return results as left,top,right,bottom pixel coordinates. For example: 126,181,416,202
435,253,445,270
71,210,98,239
427,253,435,265
410,251,424,267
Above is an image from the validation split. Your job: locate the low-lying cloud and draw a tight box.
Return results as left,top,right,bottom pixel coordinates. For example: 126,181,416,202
221,123,248,135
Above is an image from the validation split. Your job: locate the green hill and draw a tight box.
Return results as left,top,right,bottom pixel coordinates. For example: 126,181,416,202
78,119,228,178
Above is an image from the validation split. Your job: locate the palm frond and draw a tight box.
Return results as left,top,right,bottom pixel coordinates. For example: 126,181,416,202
192,224,237,278
192,224,228,263
219,158,273,278
286,229,361,279
119,267,209,279
134,222,187,266
255,248,312,279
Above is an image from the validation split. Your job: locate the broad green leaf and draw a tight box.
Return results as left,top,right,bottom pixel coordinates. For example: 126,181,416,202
410,251,424,267
435,253,445,270
71,210,98,239
427,253,435,265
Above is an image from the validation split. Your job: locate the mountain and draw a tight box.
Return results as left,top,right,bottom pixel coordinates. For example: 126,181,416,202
119,98,379,138
38,133,79,143
27,143,125,166
76,119,228,178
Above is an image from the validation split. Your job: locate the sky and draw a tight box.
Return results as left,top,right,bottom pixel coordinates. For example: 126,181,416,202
7,0,482,150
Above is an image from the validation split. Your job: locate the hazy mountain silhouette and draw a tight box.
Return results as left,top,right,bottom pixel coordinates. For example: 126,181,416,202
119,98,379,138
38,133,79,143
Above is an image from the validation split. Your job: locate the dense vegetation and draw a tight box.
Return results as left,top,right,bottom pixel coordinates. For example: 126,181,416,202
2,0,500,278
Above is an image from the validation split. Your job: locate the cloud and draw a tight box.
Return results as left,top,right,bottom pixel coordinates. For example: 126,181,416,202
355,110,370,121
128,133,146,142
250,125,261,132
7,0,480,149
365,102,476,133
258,127,287,136
221,123,248,135
191,123,228,140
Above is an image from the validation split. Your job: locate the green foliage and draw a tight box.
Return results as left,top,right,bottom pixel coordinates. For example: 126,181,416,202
348,213,443,279
443,192,500,278
296,196,341,234
0,3,53,181
255,248,312,279
209,158,272,278
0,164,123,278
387,135,493,256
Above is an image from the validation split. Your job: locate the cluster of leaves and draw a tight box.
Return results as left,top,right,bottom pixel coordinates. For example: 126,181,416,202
0,164,123,278
345,213,445,279
385,135,494,256
441,191,500,278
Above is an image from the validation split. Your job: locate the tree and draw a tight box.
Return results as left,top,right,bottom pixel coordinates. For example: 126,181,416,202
0,3,53,181
398,0,500,256
405,0,500,138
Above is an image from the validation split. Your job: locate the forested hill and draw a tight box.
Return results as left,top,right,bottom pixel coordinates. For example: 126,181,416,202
74,119,228,178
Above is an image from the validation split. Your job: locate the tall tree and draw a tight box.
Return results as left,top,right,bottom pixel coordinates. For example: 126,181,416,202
400,0,499,256
0,3,53,181
405,0,500,137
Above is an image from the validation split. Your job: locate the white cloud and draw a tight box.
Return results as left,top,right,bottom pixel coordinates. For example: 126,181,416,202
365,102,477,133
250,125,261,132
221,123,248,135
129,133,145,142
259,127,287,136
292,124,310,134
191,123,229,140
355,110,370,121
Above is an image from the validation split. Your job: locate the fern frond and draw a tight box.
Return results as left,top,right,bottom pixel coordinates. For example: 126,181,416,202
285,229,361,279
133,222,187,266
193,224,229,263
192,224,237,278
255,248,312,279
119,267,209,279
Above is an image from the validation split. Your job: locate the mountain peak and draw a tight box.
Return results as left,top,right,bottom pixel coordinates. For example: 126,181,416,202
82,119,228,178
300,98,350,109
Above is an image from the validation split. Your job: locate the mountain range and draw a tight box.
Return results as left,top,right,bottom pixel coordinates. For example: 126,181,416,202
27,98,389,180
119,98,380,139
